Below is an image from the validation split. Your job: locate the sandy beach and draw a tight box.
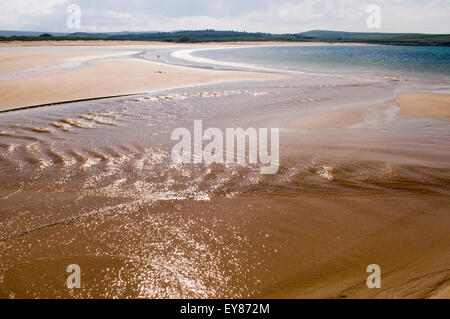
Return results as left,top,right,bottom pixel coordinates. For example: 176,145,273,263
0,42,449,299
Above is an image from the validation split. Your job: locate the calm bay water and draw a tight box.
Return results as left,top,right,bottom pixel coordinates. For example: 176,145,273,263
193,45,450,79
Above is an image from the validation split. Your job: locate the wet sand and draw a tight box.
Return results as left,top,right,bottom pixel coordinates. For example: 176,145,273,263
0,44,449,299
1,193,449,299
288,92,450,129
397,92,450,120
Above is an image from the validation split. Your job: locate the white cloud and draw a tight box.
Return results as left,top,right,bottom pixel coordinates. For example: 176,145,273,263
0,0,69,30
0,0,448,34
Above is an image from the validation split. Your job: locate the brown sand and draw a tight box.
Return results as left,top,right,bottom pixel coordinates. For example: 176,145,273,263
396,92,450,120
1,192,449,299
288,91,450,129
287,106,371,129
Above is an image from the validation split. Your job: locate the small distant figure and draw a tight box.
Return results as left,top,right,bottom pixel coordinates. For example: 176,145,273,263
157,55,160,60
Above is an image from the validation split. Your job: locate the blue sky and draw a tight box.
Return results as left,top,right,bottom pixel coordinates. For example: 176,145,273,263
0,0,449,34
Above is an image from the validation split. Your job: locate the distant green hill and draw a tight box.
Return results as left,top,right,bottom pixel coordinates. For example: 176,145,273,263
0,30,67,37
300,30,419,39
1,29,449,46
300,30,450,46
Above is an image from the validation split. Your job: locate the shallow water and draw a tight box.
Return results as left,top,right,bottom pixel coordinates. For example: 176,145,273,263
1,75,448,198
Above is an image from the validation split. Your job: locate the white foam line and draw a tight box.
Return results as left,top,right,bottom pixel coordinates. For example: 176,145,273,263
171,46,300,74
170,46,351,78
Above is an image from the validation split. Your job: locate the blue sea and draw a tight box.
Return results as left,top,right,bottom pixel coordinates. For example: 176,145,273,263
190,45,450,80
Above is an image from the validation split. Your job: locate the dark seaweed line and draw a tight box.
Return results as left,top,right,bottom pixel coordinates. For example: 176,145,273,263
0,93,148,114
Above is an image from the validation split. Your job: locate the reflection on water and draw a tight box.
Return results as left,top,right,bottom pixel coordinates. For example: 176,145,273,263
1,75,449,298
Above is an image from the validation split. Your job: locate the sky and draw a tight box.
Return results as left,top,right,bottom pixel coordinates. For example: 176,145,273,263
0,0,449,34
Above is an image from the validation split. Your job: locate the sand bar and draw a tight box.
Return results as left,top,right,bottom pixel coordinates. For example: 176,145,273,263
0,48,285,111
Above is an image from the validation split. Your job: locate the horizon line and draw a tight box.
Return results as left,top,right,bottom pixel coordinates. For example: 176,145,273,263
1,29,450,36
